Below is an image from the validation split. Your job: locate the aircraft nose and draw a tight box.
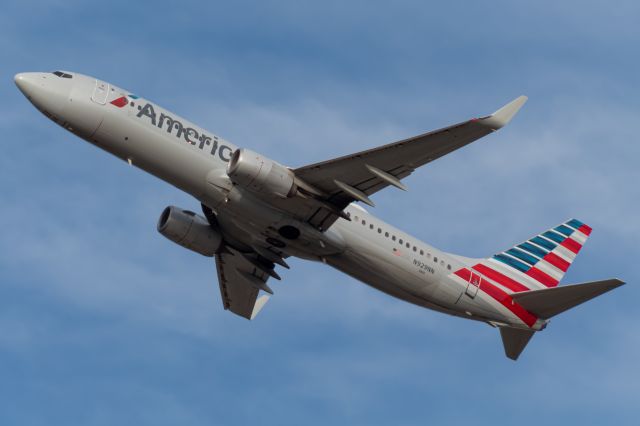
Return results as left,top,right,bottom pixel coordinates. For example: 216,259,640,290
14,71,73,120
14,72,39,97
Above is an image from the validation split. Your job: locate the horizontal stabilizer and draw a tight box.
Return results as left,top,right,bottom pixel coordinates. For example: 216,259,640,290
512,279,625,319
500,327,535,361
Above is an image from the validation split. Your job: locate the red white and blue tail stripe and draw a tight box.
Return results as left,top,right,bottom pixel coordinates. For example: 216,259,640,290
451,219,592,327
481,218,591,290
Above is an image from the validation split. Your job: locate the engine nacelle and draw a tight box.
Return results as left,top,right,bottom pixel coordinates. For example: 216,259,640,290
157,206,222,257
226,148,296,197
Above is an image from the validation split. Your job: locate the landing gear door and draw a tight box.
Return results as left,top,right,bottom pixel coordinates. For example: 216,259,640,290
465,271,481,298
91,79,110,105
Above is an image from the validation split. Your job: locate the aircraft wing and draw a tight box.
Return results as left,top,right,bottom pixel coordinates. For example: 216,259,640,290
295,96,527,230
215,247,273,320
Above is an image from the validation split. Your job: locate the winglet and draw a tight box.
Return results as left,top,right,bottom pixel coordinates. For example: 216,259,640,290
250,295,270,320
480,95,528,130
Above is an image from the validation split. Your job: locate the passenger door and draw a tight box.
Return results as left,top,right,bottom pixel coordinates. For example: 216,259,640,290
91,79,110,105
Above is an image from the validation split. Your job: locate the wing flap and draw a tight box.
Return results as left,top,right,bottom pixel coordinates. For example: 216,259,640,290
215,247,273,320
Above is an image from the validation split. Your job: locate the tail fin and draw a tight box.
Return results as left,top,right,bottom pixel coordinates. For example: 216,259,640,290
473,219,593,292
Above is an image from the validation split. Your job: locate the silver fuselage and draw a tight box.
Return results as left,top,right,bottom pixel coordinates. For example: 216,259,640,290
15,71,545,330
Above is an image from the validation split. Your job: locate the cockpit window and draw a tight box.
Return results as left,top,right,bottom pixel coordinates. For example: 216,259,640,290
52,71,73,78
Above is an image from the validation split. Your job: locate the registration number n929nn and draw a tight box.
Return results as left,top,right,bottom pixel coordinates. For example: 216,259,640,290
413,259,435,275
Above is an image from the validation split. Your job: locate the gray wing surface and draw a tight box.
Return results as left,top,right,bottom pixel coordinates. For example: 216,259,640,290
215,248,271,320
295,96,527,231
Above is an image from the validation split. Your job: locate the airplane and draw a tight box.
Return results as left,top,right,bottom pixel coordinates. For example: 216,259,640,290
14,70,625,360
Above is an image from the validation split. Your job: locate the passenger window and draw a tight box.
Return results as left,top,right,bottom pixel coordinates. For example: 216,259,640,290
406,242,410,248
413,246,417,252
392,236,396,241
447,264,451,270
362,220,366,225
385,232,389,237
399,239,403,244
378,228,382,234
434,257,438,263
370,224,374,230
420,249,424,255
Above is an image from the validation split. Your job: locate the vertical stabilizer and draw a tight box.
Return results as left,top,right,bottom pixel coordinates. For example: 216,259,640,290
475,219,593,292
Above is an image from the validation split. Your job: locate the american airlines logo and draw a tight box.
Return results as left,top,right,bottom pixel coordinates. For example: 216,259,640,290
113,97,233,162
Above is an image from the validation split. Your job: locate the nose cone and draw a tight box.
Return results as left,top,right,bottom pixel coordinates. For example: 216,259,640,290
14,71,73,120
15,72,42,98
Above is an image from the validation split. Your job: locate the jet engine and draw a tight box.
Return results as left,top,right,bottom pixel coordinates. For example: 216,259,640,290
157,206,222,256
226,148,296,198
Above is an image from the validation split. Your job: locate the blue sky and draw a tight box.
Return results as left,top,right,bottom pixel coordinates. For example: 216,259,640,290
1,1,639,424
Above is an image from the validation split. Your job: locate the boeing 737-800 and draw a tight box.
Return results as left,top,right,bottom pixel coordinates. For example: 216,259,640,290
14,70,624,360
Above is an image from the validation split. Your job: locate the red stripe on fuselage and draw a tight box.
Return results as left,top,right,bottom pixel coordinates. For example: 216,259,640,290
480,280,538,327
543,252,570,272
525,266,559,287
471,264,530,293
455,268,537,327
560,237,582,254
454,269,472,281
